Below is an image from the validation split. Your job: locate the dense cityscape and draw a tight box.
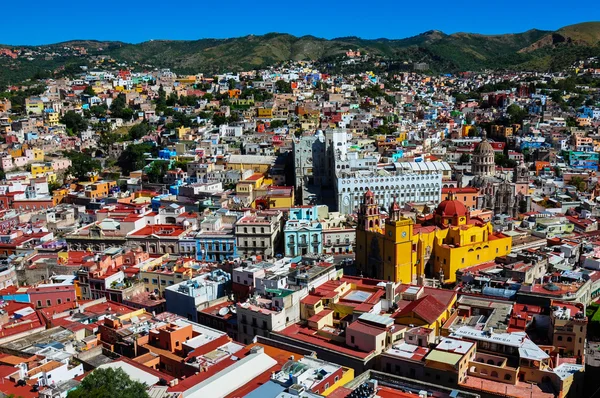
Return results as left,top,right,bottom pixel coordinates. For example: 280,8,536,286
0,22,599,398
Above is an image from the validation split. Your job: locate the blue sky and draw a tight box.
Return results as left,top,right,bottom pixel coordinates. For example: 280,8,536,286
2,0,599,45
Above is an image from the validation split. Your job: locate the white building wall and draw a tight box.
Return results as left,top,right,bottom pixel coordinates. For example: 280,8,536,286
336,172,443,214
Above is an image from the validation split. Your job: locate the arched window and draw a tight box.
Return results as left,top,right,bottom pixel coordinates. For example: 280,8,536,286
491,371,498,378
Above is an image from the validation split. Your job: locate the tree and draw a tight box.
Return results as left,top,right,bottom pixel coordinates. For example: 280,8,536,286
212,114,227,126
64,151,101,180
61,111,88,135
118,143,155,175
459,153,471,165
98,131,121,153
48,181,62,193
67,367,149,398
83,85,96,96
554,166,563,178
156,85,166,112
270,120,285,129
110,94,134,120
570,176,587,192
90,104,108,118
128,122,151,140
145,160,170,183
275,80,292,94
506,104,528,125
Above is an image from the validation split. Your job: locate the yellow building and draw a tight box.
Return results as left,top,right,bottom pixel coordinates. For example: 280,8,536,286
45,111,60,126
257,107,273,118
30,148,45,162
355,191,512,284
462,125,476,137
30,163,54,178
25,98,44,115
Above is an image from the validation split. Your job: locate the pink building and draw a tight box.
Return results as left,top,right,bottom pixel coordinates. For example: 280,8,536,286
27,285,76,308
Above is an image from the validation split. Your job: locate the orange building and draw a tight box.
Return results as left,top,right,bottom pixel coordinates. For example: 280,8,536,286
534,161,551,176
441,187,479,210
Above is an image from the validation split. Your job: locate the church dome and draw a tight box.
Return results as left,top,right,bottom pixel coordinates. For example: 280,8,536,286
474,139,494,156
435,199,468,218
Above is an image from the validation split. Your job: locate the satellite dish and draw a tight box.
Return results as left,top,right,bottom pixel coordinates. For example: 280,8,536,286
218,307,230,317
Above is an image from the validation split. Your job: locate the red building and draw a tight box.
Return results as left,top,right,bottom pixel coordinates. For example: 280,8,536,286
27,285,76,308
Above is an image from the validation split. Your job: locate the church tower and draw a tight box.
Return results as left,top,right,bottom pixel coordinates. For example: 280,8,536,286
357,189,381,232
472,132,495,177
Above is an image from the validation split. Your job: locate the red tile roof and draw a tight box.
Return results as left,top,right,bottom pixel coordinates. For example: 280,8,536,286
393,295,447,325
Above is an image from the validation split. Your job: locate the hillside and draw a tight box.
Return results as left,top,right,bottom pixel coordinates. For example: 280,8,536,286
1,22,600,85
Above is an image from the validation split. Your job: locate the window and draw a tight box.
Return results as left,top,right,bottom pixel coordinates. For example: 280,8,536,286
351,336,355,344
46,299,51,306
567,337,572,342
325,383,329,390
37,300,42,307
161,280,166,285
152,279,158,285
57,299,62,305
143,278,149,283
558,336,563,341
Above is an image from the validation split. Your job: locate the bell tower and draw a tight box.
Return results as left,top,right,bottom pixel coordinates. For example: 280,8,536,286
357,189,381,232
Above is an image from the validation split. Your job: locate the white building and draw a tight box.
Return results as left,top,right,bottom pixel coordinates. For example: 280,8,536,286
335,161,448,214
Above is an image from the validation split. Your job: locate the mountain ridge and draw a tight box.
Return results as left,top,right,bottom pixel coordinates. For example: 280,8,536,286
1,22,600,85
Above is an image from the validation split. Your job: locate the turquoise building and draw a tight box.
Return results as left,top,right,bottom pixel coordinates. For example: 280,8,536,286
284,205,323,257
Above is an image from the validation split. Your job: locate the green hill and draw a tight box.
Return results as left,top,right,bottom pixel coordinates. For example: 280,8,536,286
1,22,600,85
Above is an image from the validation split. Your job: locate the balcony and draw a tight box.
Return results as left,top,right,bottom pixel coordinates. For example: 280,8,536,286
298,242,308,248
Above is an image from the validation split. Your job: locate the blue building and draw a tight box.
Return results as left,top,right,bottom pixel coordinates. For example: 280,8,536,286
158,148,177,160
284,206,324,257
195,212,238,262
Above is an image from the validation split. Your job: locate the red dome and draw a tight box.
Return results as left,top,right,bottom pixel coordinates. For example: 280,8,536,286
365,189,374,197
435,199,468,218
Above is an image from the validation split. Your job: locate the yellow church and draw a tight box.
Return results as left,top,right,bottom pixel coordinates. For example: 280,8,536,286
355,189,512,284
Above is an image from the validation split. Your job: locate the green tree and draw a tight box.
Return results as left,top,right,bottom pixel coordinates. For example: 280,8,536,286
554,166,563,178
156,85,166,112
90,104,108,118
506,104,528,125
212,114,227,126
118,143,155,175
98,131,121,153
61,111,88,135
459,153,471,165
275,80,292,93
145,160,170,183
128,122,151,140
48,181,62,193
67,367,149,398
270,120,285,129
110,94,134,120
83,85,96,96
64,151,102,180
172,160,189,170
570,176,587,192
